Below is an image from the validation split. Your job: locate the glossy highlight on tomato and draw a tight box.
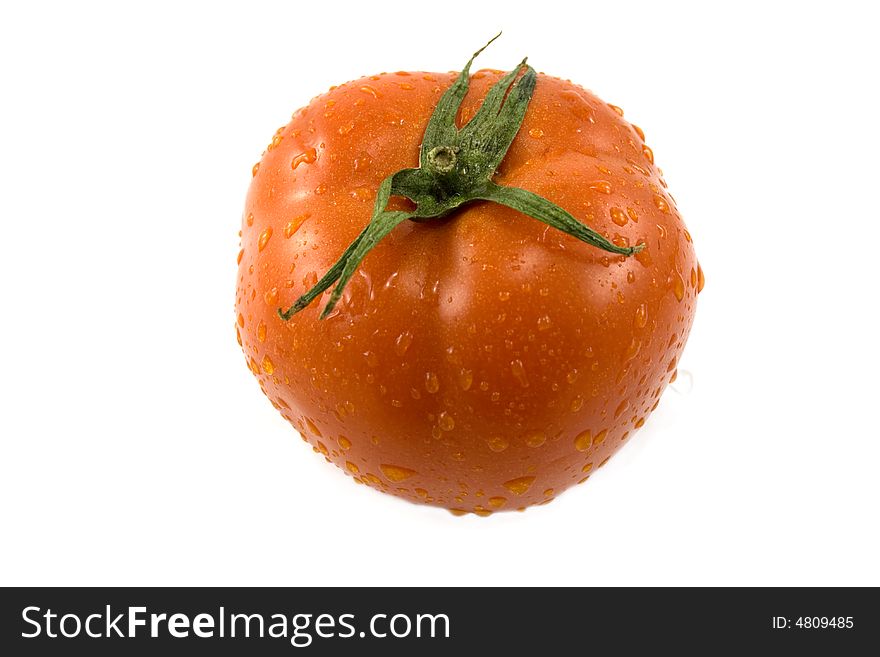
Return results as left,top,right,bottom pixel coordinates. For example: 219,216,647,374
235,53,702,513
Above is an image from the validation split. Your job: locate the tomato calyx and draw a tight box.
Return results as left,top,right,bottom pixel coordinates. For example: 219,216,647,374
278,35,644,321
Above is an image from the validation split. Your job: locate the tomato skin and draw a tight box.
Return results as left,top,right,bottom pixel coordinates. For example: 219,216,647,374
235,70,699,512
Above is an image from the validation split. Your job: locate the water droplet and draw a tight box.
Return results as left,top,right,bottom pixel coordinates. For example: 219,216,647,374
291,147,317,170
257,321,267,342
525,432,546,448
671,369,694,394
246,212,254,227
337,436,352,450
261,355,275,376
237,313,245,328
642,144,654,164
627,207,639,223
623,337,641,361
498,290,510,301
503,476,536,495
252,162,260,177
510,359,530,387
487,496,507,509
338,121,354,135
635,247,653,268
697,263,706,293
690,267,698,288
614,400,630,418
632,124,645,141
346,461,360,474
458,368,473,391
359,85,380,98
582,462,593,473
486,437,509,452
397,82,415,90
594,429,608,445
528,128,544,138
258,227,273,251
237,249,244,265
264,287,278,305
570,396,584,412
672,272,685,301
634,303,648,328
608,103,624,116
537,315,552,331
574,430,593,451
395,330,413,356
610,207,628,226
588,180,613,195
380,464,417,482
415,487,428,498
425,371,440,393
653,195,670,213
543,488,554,497
284,214,310,238
438,411,455,431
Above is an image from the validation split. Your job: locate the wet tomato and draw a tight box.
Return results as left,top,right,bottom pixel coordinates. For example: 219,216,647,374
235,42,702,513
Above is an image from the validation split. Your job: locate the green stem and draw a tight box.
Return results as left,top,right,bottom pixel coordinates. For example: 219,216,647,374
278,35,642,321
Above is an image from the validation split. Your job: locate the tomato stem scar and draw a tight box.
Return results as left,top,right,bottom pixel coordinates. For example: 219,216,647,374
278,34,643,321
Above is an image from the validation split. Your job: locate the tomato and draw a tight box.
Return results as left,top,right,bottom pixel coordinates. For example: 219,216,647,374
235,46,702,513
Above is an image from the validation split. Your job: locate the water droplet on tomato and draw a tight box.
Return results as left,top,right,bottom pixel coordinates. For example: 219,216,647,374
610,207,628,226
589,180,613,195
458,368,473,391
510,359,530,387
503,476,536,495
438,411,455,432
359,85,380,98
634,303,648,328
537,315,552,331
697,263,706,293
672,272,685,301
291,148,317,170
257,321,267,342
237,313,245,328
487,496,507,509
395,330,413,356
642,144,654,164
261,355,275,376
574,430,593,451
380,464,417,482
425,371,440,393
258,227,273,251
623,337,641,361
528,128,544,138
284,214,310,238
570,396,584,412
525,432,546,448
486,437,509,452
653,195,670,213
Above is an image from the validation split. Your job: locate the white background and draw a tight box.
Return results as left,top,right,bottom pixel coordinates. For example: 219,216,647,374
2,1,878,586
